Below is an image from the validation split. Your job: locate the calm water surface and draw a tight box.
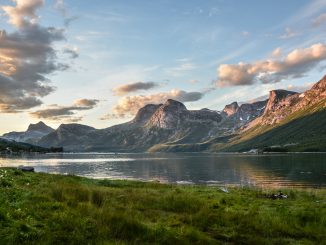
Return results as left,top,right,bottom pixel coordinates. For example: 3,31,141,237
0,153,325,188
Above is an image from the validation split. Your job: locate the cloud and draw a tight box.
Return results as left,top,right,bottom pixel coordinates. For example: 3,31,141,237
64,16,79,27
54,0,66,15
63,46,79,59
112,81,159,95
54,0,79,27
286,83,313,92
312,12,326,27
73,98,99,107
241,31,250,37
188,79,199,84
216,43,326,87
246,94,269,104
101,90,205,120
271,47,282,58
2,0,44,29
30,99,99,121
166,63,197,77
279,27,300,39
208,7,219,17
0,0,68,112
242,83,312,104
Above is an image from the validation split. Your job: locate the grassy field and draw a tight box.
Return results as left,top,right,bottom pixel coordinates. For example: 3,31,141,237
0,168,325,244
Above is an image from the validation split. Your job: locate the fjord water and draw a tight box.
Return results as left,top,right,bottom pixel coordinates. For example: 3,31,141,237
0,153,325,188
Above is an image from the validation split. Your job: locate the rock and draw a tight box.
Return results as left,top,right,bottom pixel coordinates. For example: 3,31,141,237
264,90,298,116
223,102,239,116
147,99,222,129
219,187,229,193
268,192,288,199
18,166,35,172
132,104,161,125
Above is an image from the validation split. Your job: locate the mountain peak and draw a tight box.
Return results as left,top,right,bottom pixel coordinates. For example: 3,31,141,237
163,99,187,110
132,104,161,124
311,75,326,93
263,89,297,116
2,121,54,144
223,102,239,116
269,89,297,98
27,121,54,132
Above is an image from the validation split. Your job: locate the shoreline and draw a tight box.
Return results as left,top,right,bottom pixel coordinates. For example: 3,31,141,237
2,151,326,156
1,167,325,189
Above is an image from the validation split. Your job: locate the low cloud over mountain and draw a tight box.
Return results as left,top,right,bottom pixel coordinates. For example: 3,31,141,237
102,89,205,120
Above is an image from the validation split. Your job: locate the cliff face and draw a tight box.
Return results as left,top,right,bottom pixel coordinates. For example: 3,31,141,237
258,90,299,125
254,76,326,126
223,102,239,116
147,99,188,129
147,99,221,129
132,104,161,125
298,75,326,108
264,90,298,115
234,100,267,122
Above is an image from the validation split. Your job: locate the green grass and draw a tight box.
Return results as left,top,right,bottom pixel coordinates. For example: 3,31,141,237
0,168,325,244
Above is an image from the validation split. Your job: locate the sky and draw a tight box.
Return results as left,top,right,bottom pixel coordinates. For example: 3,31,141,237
1,0,326,134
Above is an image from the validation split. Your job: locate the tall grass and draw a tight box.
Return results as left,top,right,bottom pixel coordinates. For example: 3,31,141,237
0,168,325,244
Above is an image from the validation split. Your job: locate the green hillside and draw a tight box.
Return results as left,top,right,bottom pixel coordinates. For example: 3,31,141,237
148,98,326,153
218,100,326,152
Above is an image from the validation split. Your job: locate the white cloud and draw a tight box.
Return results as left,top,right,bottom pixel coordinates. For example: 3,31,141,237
166,63,197,77
242,31,250,37
0,0,69,112
279,27,300,39
216,43,326,87
271,47,282,58
2,0,44,29
188,79,199,84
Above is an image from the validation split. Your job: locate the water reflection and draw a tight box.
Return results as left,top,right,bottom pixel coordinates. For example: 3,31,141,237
0,153,325,188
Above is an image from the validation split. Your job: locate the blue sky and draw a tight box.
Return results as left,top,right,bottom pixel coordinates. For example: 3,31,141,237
0,0,326,133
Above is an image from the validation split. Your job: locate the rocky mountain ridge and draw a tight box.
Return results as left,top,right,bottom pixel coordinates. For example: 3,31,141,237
248,75,326,127
147,99,222,129
2,75,326,152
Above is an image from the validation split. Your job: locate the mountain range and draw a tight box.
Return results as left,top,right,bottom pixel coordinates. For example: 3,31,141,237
2,121,54,144
2,75,326,153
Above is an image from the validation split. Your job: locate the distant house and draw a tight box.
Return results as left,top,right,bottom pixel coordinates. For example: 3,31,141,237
248,149,259,154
